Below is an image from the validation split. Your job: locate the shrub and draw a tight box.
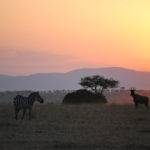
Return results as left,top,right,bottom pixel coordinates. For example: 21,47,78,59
62,89,107,104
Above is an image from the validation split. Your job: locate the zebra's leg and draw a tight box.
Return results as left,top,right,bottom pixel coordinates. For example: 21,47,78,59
29,109,32,120
21,109,26,120
15,109,19,120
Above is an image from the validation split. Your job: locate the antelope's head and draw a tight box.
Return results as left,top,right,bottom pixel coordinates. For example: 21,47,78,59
130,88,136,96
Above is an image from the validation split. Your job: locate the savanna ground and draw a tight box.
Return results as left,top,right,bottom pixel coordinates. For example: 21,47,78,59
1,103,150,150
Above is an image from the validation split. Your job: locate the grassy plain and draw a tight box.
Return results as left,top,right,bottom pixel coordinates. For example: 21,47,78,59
0,103,150,150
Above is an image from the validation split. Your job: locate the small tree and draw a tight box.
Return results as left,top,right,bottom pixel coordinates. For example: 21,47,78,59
79,75,119,94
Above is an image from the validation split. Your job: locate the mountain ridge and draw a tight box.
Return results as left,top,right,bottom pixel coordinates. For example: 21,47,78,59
0,67,150,91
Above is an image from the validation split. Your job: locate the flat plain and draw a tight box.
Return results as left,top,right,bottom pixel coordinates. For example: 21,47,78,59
0,103,150,150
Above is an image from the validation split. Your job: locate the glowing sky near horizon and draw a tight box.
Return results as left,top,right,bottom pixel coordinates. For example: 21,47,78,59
0,0,150,75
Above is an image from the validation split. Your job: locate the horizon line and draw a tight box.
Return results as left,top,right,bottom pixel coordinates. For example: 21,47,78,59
0,66,149,77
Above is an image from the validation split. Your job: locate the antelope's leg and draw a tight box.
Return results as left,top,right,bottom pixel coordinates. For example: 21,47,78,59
145,102,148,109
135,103,138,108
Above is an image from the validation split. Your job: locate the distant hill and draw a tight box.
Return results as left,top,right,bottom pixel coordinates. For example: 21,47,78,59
0,67,150,91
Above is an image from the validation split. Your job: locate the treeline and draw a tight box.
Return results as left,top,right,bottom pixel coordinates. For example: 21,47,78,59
0,89,149,104
0,89,122,104
0,90,69,103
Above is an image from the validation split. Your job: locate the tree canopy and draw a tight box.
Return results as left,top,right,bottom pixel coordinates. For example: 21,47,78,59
79,75,119,94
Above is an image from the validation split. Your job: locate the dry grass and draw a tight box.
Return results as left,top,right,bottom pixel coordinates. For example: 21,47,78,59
1,103,150,150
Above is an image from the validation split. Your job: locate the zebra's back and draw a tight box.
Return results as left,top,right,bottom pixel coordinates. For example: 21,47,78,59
13,95,32,110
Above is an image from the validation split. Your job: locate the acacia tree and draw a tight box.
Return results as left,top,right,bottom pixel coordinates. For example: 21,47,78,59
79,75,119,94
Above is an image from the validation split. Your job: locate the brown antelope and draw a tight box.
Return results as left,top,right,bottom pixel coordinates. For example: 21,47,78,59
130,89,149,109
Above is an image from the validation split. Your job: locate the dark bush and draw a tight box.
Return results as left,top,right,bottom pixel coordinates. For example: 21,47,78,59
62,89,107,104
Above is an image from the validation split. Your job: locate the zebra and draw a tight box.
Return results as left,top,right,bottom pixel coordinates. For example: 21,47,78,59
13,92,44,120
130,89,149,109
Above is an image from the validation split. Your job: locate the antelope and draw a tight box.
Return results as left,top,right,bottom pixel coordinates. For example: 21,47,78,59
130,89,149,109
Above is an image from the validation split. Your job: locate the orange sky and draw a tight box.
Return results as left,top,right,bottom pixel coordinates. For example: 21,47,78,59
1,0,150,75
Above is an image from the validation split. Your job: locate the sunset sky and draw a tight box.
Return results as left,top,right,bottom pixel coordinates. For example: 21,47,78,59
1,0,150,75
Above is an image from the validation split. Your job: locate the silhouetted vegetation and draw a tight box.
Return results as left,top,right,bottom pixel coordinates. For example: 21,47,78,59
63,75,119,104
79,75,119,94
63,89,107,104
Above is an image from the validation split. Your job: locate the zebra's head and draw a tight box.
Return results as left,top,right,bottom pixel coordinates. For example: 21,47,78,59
130,88,135,96
29,92,44,103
